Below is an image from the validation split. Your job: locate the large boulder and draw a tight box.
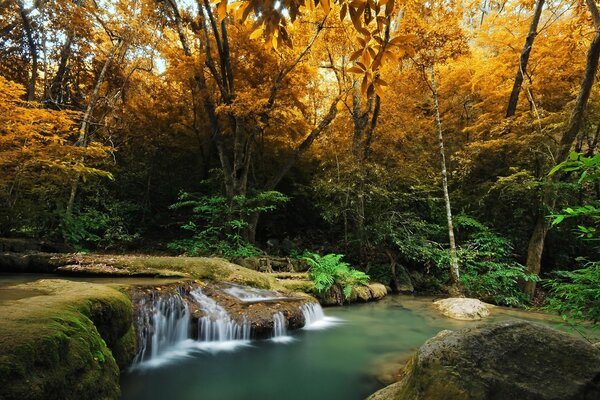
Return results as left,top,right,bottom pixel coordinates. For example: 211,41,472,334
433,297,492,320
367,320,600,400
0,280,136,400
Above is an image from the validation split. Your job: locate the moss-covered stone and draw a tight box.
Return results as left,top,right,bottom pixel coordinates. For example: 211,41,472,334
277,279,315,293
368,283,388,300
352,285,372,302
367,321,600,400
0,279,136,400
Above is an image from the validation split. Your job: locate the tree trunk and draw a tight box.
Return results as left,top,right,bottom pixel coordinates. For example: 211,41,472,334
65,38,123,218
524,0,600,296
385,249,401,293
18,0,38,101
431,64,461,291
506,0,545,118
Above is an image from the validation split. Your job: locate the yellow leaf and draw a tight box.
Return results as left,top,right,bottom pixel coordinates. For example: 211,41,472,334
374,83,385,97
321,0,331,15
385,0,394,16
350,48,363,61
340,3,348,21
360,48,372,67
346,66,364,74
250,26,264,40
361,74,368,95
218,0,227,22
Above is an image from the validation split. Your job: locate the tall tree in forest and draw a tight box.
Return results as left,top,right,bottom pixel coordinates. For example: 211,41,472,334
65,36,124,218
524,0,600,297
404,0,468,292
160,0,348,241
16,0,39,101
505,0,545,117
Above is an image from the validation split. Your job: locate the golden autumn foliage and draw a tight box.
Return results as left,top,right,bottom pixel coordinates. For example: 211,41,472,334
1,0,599,285
0,76,111,229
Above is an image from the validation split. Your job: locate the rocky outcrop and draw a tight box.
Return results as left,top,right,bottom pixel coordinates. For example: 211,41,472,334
129,281,314,341
319,283,388,306
433,297,492,320
0,280,136,400
232,256,310,273
367,320,600,400
0,253,276,289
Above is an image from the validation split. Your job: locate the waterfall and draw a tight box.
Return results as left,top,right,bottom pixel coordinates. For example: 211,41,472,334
132,292,191,366
191,288,251,342
130,285,341,369
222,283,287,303
271,312,293,343
301,302,341,330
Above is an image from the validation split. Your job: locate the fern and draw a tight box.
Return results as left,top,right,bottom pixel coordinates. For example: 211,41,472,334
303,252,370,299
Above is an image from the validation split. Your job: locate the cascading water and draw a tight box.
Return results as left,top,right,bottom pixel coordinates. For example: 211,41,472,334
301,302,341,330
190,288,251,344
132,291,191,367
130,285,341,369
271,312,293,343
222,283,288,303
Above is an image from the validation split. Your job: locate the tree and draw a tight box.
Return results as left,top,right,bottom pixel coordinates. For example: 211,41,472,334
524,0,600,297
0,76,110,234
403,0,469,293
505,0,545,118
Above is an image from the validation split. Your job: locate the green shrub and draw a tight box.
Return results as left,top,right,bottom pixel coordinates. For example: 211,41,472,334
453,215,538,306
168,190,288,257
545,152,600,329
303,252,369,298
62,200,141,250
545,260,600,324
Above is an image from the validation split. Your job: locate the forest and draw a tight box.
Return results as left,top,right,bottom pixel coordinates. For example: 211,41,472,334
3,0,599,314
2,0,600,398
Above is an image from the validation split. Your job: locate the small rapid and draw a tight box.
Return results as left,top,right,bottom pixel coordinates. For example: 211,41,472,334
301,302,342,330
132,291,192,368
271,311,293,343
191,288,252,351
130,285,339,369
222,283,288,303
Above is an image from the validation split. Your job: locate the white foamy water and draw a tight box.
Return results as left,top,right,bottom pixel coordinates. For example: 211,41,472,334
271,311,294,343
132,293,191,366
191,288,252,342
130,289,341,370
222,283,288,303
301,302,343,330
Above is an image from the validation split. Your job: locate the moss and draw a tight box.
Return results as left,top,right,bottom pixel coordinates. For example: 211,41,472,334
352,285,372,302
0,279,136,400
368,283,388,299
53,255,276,289
277,279,315,293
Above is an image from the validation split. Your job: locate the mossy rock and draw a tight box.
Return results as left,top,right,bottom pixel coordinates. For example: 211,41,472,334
352,285,372,302
277,279,315,293
55,255,275,289
367,321,600,400
1,253,276,290
0,279,136,400
368,283,388,300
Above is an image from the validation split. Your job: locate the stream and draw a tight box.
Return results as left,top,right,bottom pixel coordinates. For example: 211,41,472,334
120,295,569,400
0,274,587,400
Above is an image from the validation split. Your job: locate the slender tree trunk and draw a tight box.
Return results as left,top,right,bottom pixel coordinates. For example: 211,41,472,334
65,38,123,218
431,64,461,292
385,249,401,293
524,0,600,297
18,0,38,101
506,0,545,117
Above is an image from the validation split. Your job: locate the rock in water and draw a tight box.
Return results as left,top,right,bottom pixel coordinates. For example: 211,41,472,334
367,320,600,400
433,297,491,320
